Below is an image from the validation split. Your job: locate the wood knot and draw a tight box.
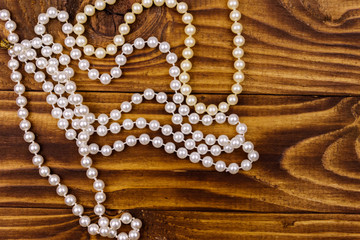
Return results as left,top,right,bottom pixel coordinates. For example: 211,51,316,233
0,39,12,49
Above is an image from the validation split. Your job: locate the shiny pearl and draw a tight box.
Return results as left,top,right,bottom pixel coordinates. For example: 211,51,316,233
79,216,91,227
215,161,226,172
172,114,183,125
84,44,95,56
110,218,121,229
195,103,206,114
164,142,176,154
227,0,239,9
100,73,111,85
41,46,52,57
76,35,87,47
154,0,165,6
189,152,201,163
233,71,245,82
119,23,130,35
149,120,160,131
135,117,147,129
206,104,218,116
227,94,238,105
88,69,100,80
234,35,245,46
93,180,105,191
65,36,76,47
228,163,240,174
170,80,181,91
8,59,19,70
129,230,140,240
98,217,110,227
161,125,173,136
123,119,134,131
155,92,166,103
118,232,129,240
5,20,17,31
11,71,22,82
133,38,145,50
96,125,108,136
62,23,73,34
241,159,252,171
236,123,247,134
186,95,197,106
197,144,208,155
139,134,151,145
177,2,188,13
181,60,192,71
144,88,155,100
115,54,127,66
7,33,19,44
24,131,35,143
165,0,177,8
184,36,196,47
47,7,58,18
230,10,241,21
48,174,60,185
114,140,125,152
218,135,229,146
192,130,203,142
25,62,36,73
248,150,259,162
121,101,132,112
58,11,69,22
122,43,133,55
78,59,90,71
56,184,68,196
95,0,106,10
178,105,190,116
121,212,132,224
132,3,143,14
166,52,178,64
185,139,196,150
39,166,50,177
242,141,254,153
182,13,193,24
159,41,170,53
234,59,245,70
106,43,117,55
72,204,84,216
84,5,96,16
210,145,221,156
64,194,77,206
76,13,87,23
185,24,196,35
165,102,176,113
142,0,153,8
230,137,241,149
114,35,125,46
202,156,213,168
189,113,200,124
0,9,11,21
147,36,158,48
131,219,142,229
111,67,122,78
173,131,184,143
202,115,213,126
177,147,188,159
152,136,163,148
228,114,239,125
88,223,99,235
81,156,92,168
106,0,117,4
231,22,243,34
173,93,184,104
205,134,216,145
95,47,106,59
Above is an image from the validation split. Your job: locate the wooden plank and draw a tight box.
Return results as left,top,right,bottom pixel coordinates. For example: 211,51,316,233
0,0,360,95
1,208,360,240
1,91,360,213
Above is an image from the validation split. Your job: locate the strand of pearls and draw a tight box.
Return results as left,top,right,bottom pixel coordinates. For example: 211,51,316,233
0,0,258,239
70,0,245,115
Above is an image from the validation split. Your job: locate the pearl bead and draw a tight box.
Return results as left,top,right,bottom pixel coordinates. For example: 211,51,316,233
202,156,213,168
142,0,153,8
88,69,99,80
164,142,176,154
234,35,245,46
202,115,213,126
147,36,158,48
227,0,239,9
173,131,184,143
173,93,184,104
76,35,87,47
79,216,91,227
114,35,125,46
195,103,206,114
114,140,125,152
236,123,247,134
189,113,200,124
56,184,68,197
111,67,122,78
39,166,50,177
118,232,129,240
177,2,188,13
210,145,221,156
215,161,226,172
161,125,173,136
242,141,254,153
88,223,99,235
58,11,69,22
144,88,155,100
134,38,145,49
5,20,16,31
248,150,259,162
241,159,252,171
7,33,19,44
84,5,96,16
182,13,193,24
121,101,132,112
72,204,84,216
197,144,208,155
121,212,132,224
192,130,203,142
135,117,147,129
115,54,127,66
110,218,121,229
184,36,196,47
93,180,105,191
106,0,116,4
122,43,133,55
172,114,183,125
84,45,95,56
152,136,163,148
231,22,243,34
65,36,76,47
218,135,229,146
156,92,167,103
227,94,238,105
189,152,201,163
119,23,130,35
154,0,165,6
159,41,170,53
76,13,87,24
129,230,140,240
185,24,196,35
132,3,143,14
149,120,160,131
131,218,142,229
170,80,181,91
47,7,58,18
32,155,44,166
0,9,11,21
64,194,77,206
48,174,60,185
177,147,188,159
165,102,176,113
95,47,106,59
95,0,106,10
139,133,151,145
123,119,134,130
166,52,178,64
230,10,241,21
100,73,111,85
205,134,216,145
185,139,195,150
228,163,239,174
186,95,197,106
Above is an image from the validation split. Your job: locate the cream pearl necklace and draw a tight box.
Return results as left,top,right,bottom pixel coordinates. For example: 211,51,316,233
72,0,245,115
0,0,258,239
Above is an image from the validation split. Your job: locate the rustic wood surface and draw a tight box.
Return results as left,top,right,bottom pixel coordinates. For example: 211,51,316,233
1,0,360,239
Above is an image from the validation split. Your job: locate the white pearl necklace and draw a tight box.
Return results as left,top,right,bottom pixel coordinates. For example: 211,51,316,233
0,0,258,239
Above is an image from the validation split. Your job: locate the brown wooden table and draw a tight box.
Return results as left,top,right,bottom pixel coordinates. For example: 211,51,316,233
1,0,360,239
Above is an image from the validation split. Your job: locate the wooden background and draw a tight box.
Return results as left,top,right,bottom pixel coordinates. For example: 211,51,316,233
1,0,360,239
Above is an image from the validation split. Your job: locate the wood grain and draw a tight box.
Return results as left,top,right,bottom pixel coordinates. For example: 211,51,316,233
1,0,360,239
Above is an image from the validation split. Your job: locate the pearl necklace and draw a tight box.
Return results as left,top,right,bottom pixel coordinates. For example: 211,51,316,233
0,0,258,239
